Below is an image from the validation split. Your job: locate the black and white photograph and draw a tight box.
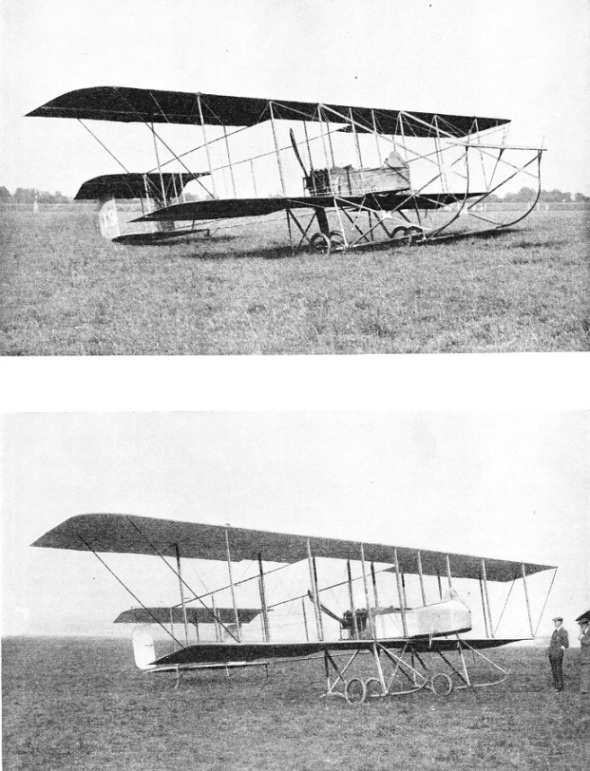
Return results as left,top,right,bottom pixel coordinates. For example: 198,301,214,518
1,0,588,355
1,1,589,769
2,410,589,769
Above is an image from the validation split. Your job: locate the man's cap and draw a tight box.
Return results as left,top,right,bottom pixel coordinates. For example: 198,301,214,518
552,616,563,622
575,610,590,623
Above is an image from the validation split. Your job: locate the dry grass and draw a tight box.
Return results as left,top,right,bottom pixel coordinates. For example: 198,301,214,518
3,637,589,771
0,206,588,355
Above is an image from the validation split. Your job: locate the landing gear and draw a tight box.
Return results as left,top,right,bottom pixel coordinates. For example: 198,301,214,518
328,229,345,250
322,637,508,706
365,677,384,700
309,229,345,255
430,672,454,696
310,232,331,255
344,678,366,705
343,677,383,705
391,226,415,246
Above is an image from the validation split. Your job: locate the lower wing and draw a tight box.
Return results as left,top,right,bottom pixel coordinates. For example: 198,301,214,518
133,192,486,223
148,637,523,670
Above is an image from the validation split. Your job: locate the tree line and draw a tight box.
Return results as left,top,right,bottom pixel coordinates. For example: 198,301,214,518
487,188,589,203
0,187,71,204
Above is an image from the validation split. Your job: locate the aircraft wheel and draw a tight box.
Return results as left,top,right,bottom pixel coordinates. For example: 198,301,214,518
328,229,345,250
391,226,413,246
365,677,383,700
310,232,332,255
345,678,367,705
430,672,454,696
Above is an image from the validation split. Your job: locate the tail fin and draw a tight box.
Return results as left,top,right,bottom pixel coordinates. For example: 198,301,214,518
97,197,121,240
97,195,177,243
132,626,157,670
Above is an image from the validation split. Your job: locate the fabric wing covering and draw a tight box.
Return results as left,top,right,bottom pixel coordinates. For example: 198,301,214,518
114,607,260,625
74,173,209,201
27,86,509,138
32,514,554,582
132,192,480,223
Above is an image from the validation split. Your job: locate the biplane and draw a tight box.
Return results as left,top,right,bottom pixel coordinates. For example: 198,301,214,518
33,514,556,705
27,87,545,253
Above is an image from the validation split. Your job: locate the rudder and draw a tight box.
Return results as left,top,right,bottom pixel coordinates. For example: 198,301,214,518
132,626,157,670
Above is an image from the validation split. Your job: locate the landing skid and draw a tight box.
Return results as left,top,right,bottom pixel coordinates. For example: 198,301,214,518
285,147,543,256
323,637,509,706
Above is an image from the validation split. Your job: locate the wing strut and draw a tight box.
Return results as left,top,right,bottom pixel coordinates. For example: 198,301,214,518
521,563,535,638
370,562,380,610
534,568,558,637
479,575,491,638
416,550,427,605
481,559,494,638
360,544,375,639
349,107,363,168
223,127,238,198
257,552,270,642
150,122,168,206
269,102,286,196
197,94,217,199
175,545,189,646
225,529,242,642
346,560,359,638
393,548,408,637
306,540,324,641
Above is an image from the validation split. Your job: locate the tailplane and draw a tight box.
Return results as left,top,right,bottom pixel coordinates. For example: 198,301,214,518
75,173,209,243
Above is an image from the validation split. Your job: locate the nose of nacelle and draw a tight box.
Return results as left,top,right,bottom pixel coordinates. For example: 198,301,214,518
411,598,472,638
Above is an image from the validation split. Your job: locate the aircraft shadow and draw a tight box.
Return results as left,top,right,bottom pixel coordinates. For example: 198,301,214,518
135,227,567,261
172,243,299,261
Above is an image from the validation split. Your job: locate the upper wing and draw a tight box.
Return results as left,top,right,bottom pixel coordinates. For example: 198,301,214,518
26,86,509,137
31,513,554,582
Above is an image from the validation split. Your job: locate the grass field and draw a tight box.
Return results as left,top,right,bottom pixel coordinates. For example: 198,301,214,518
1,206,588,355
2,637,589,770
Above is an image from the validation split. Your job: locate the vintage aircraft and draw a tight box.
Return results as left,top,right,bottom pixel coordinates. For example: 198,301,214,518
33,514,556,704
27,86,545,253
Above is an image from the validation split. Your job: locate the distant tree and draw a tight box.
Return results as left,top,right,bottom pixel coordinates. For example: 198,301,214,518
503,187,536,203
13,187,36,204
53,191,71,203
12,188,72,204
0,186,12,201
539,189,571,203
574,192,589,202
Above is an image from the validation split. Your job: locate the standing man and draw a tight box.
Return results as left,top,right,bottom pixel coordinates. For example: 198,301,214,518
548,616,569,691
576,611,590,695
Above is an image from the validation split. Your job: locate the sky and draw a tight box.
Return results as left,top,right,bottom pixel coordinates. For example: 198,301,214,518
2,411,588,641
1,0,589,196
